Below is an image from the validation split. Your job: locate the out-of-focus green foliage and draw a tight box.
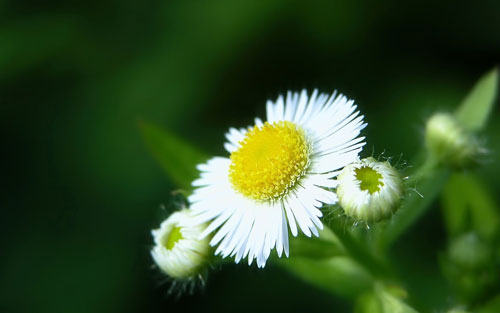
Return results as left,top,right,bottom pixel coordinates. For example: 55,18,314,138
376,164,450,251
440,173,500,306
0,17,78,78
442,174,500,239
478,295,500,313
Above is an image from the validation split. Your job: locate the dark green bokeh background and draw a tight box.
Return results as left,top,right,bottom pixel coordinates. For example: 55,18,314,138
1,1,499,312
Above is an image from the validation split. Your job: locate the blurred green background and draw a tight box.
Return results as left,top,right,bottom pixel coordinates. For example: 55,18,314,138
1,0,499,312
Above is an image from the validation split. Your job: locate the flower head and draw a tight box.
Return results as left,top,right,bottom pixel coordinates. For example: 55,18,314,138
189,90,366,267
425,113,480,167
336,157,404,223
151,209,211,279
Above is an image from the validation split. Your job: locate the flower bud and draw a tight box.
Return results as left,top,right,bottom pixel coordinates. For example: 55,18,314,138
447,232,492,270
425,113,479,167
151,209,211,279
441,232,498,303
337,157,404,223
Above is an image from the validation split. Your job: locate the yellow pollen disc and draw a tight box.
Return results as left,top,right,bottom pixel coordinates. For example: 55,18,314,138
229,121,310,201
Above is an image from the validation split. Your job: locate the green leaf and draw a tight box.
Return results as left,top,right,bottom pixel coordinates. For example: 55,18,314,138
287,227,346,259
455,68,498,132
139,121,208,190
441,173,500,239
279,256,373,299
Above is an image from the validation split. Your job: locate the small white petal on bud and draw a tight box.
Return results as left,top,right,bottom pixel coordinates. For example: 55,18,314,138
425,113,480,167
336,157,404,223
151,209,211,280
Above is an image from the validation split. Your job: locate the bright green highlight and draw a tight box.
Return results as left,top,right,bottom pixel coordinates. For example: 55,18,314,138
355,166,384,194
162,226,183,250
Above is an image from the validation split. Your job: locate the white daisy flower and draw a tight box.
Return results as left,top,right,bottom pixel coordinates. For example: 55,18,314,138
189,89,367,268
151,209,211,279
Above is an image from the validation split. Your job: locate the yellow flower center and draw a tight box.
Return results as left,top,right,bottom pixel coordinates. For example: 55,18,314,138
229,121,310,201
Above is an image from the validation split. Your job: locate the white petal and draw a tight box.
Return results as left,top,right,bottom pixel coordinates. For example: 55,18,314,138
254,117,264,128
283,201,298,236
212,207,245,251
282,209,290,257
286,195,313,237
266,100,275,123
201,206,236,240
293,89,308,123
275,95,285,121
275,206,285,257
283,91,298,121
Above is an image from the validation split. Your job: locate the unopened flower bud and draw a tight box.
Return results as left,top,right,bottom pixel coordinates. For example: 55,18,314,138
337,157,404,223
425,113,480,167
447,232,492,270
151,209,211,279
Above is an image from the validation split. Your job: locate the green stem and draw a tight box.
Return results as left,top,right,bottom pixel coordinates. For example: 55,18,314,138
376,155,450,252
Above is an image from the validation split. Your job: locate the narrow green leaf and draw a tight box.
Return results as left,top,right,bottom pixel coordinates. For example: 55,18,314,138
139,121,208,190
279,256,373,299
287,227,346,259
455,68,498,132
